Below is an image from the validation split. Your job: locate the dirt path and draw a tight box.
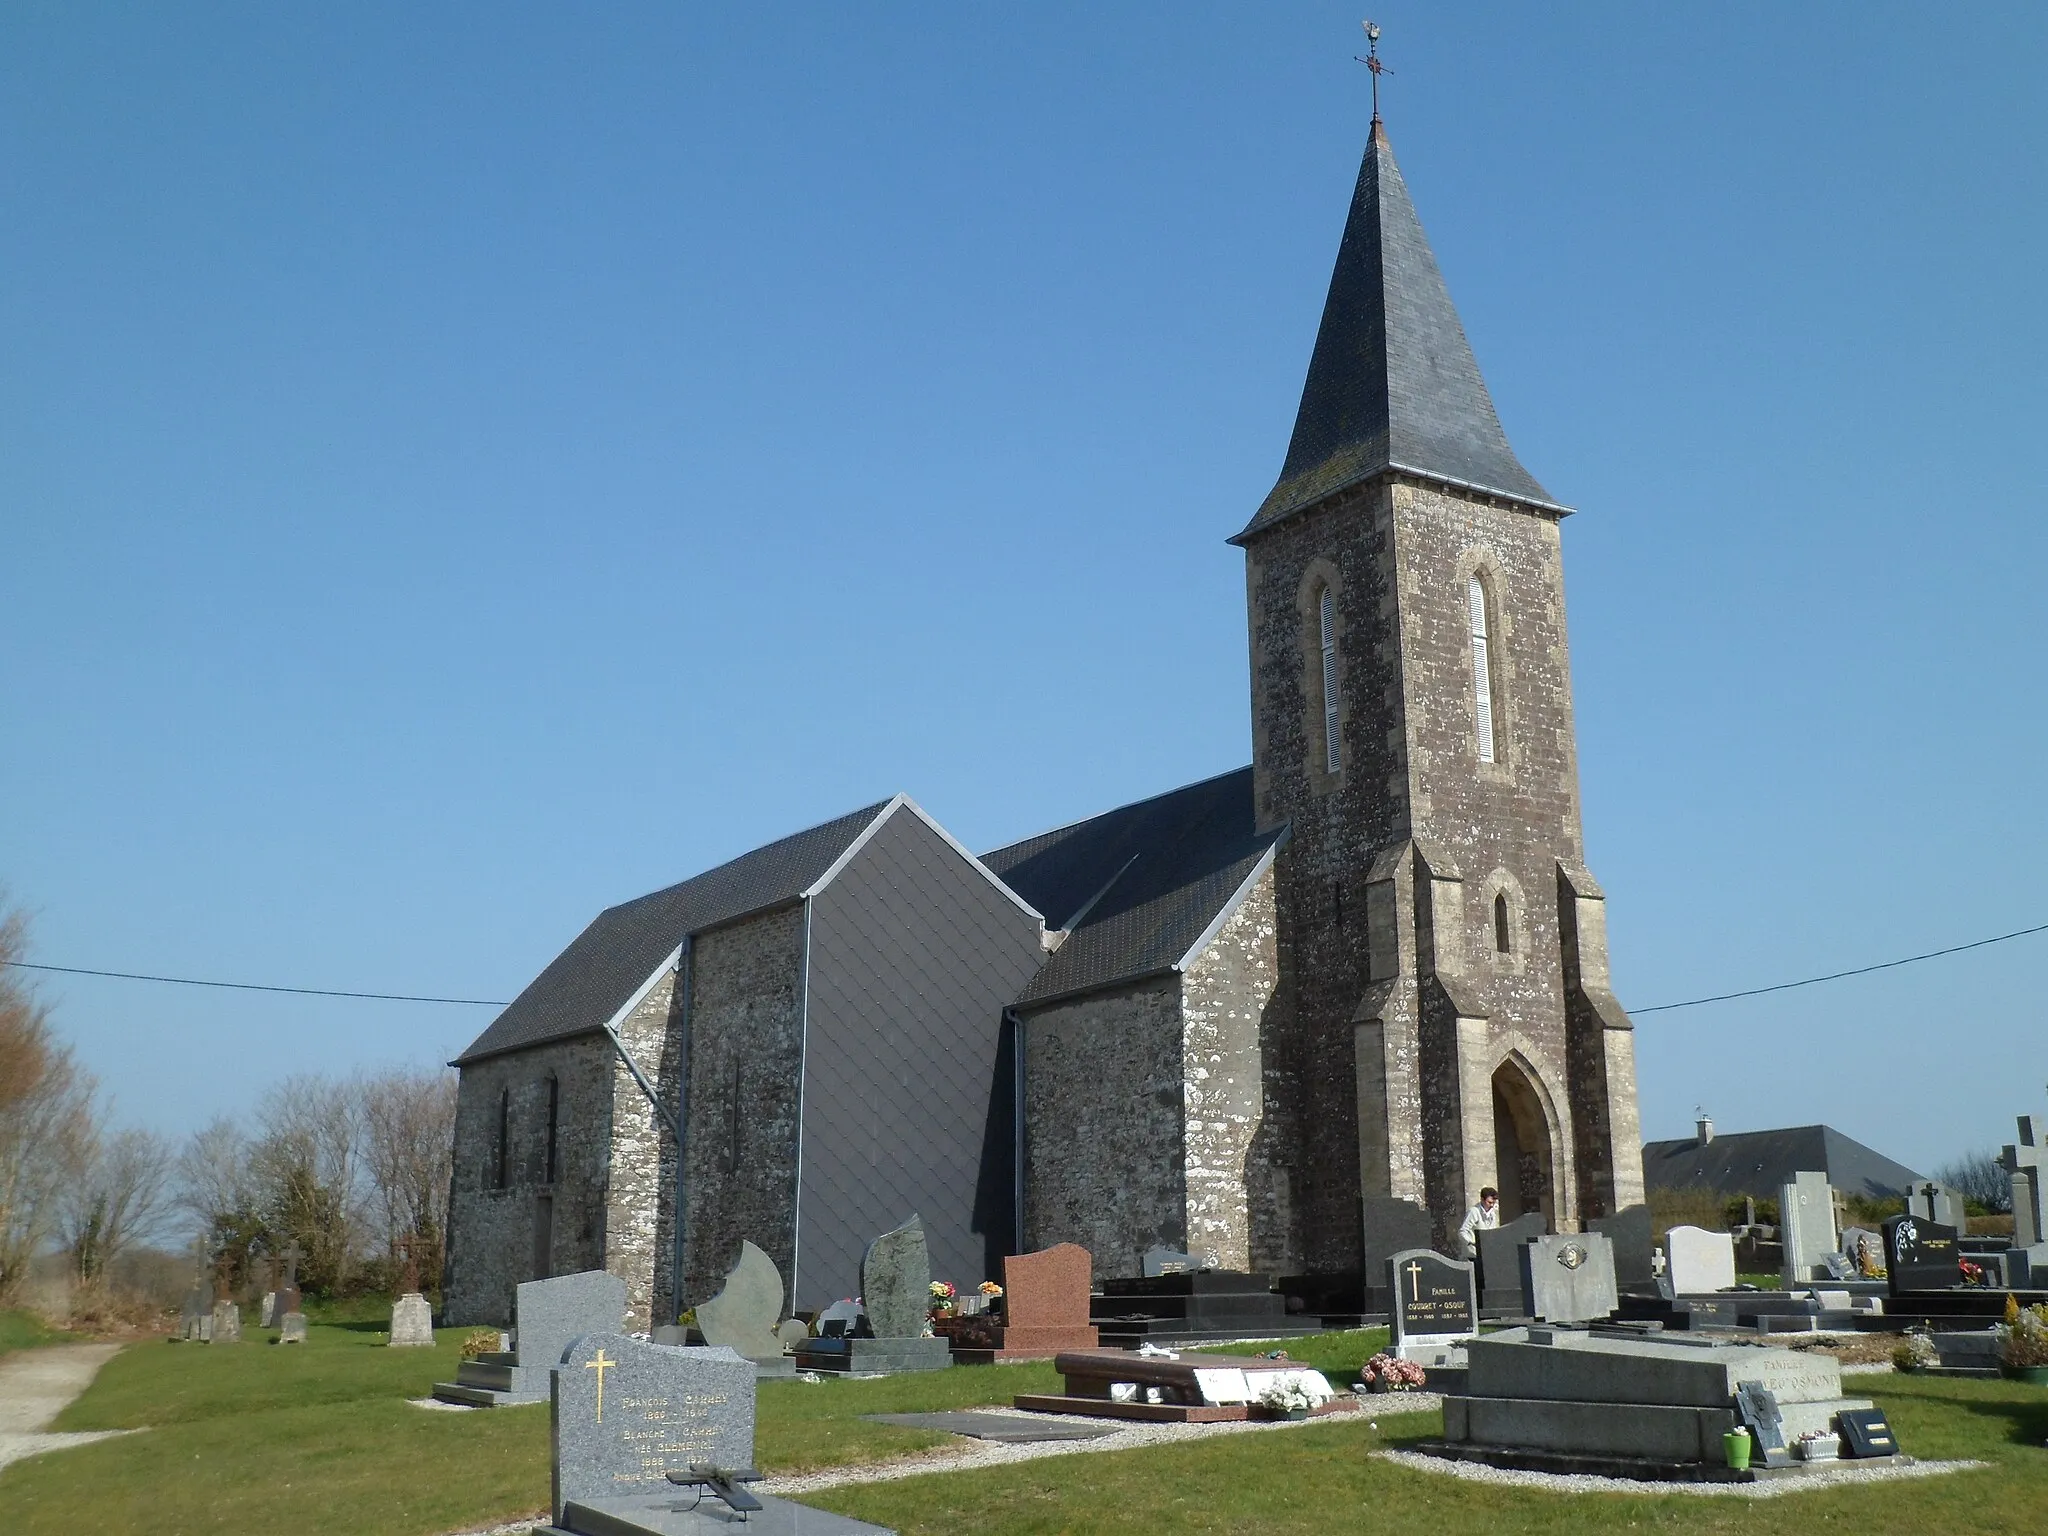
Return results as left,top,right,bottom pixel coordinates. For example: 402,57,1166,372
0,1342,132,1472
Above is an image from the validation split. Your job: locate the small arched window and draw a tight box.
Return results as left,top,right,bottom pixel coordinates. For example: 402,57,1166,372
1494,892,1512,954
1318,585,1340,774
1468,575,1498,763
495,1086,511,1190
544,1075,560,1185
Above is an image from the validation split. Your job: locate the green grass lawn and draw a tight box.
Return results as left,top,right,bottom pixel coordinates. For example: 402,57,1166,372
0,1308,70,1359
4,1318,2046,1536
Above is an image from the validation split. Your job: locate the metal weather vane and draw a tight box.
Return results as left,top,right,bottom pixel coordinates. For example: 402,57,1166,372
1356,21,1391,125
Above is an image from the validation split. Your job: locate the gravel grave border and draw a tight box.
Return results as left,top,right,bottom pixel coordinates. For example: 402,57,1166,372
1373,1447,1984,1498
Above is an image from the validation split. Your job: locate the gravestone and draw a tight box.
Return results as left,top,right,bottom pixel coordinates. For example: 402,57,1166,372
261,1290,279,1328
551,1334,754,1519
1822,1251,1858,1281
1385,1250,1477,1352
1779,1171,1835,1286
1476,1211,1546,1312
1664,1226,1737,1294
433,1268,629,1406
2000,1103,2048,1278
1908,1181,1963,1234
1517,1233,1618,1324
210,1300,242,1343
276,1243,304,1320
1734,1380,1792,1467
1883,1214,1960,1294
792,1220,949,1373
179,1284,209,1342
390,1292,434,1347
994,1243,1098,1357
696,1241,786,1360
1589,1204,1656,1292
861,1216,929,1341
1141,1246,1203,1277
1360,1196,1436,1308
278,1311,308,1344
547,1333,889,1534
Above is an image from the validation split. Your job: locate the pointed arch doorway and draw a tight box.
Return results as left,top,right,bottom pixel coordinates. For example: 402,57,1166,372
1491,1058,1556,1227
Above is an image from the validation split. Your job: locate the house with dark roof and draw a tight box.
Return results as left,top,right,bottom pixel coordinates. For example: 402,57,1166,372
1642,1122,1924,1203
446,103,1649,1326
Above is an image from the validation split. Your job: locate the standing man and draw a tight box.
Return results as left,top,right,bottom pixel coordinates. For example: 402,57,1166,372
1458,1187,1500,1263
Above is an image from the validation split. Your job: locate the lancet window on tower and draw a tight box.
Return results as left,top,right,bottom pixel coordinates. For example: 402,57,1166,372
1318,585,1340,774
1468,574,1499,763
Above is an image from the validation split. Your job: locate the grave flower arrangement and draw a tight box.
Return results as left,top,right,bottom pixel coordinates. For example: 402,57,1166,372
928,1280,957,1319
1792,1429,1840,1461
1357,1353,1428,1393
1255,1379,1318,1419
1997,1294,2048,1374
1959,1258,1986,1287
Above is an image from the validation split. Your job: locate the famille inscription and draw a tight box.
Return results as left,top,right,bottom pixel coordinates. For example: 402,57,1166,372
552,1334,754,1519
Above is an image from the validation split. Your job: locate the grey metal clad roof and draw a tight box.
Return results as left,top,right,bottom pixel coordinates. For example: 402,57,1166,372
1236,123,1563,539
1640,1124,1926,1201
981,767,1283,1007
795,804,1050,1307
452,801,890,1066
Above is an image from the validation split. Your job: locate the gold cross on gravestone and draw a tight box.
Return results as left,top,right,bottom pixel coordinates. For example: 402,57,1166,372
1406,1259,1423,1302
585,1349,615,1423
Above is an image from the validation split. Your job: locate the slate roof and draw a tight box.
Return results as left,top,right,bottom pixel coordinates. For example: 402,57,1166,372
1236,121,1564,540
452,800,890,1065
1641,1125,1926,1202
981,767,1284,1007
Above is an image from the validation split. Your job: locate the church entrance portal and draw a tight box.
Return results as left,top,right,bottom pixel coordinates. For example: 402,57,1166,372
1491,1060,1555,1226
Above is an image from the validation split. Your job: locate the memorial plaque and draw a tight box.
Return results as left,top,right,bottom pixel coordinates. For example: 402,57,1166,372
1837,1407,1898,1458
1518,1232,1618,1323
1386,1249,1477,1348
1883,1214,1961,1294
551,1334,754,1522
1734,1380,1791,1467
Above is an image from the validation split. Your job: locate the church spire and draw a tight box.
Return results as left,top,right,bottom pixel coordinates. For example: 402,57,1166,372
1237,122,1564,539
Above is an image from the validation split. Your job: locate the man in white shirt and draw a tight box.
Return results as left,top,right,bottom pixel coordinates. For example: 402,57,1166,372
1458,1187,1500,1262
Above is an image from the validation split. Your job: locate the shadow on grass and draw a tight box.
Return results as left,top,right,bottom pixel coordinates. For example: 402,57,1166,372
1952,1392,2048,1448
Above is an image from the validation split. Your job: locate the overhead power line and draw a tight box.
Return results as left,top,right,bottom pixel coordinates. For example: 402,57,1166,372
2,960,506,1007
7,916,2046,1017
1631,920,2048,1015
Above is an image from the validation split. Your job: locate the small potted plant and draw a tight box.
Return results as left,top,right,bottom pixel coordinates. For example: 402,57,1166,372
1998,1294,2048,1385
978,1279,1005,1320
1793,1429,1840,1462
927,1280,957,1321
1255,1380,1317,1421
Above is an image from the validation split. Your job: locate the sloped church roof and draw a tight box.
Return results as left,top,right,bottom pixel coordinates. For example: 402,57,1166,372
1237,120,1564,537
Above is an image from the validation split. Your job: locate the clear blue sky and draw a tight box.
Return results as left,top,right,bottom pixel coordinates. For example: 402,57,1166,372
4,4,2043,1178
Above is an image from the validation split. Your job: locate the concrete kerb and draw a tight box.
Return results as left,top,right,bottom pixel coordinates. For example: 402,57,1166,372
1377,1448,1984,1499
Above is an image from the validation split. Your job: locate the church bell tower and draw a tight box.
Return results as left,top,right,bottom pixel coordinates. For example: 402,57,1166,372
1233,116,1645,1268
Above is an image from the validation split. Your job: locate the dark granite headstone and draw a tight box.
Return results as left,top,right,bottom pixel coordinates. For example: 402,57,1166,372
1884,1214,1961,1294
551,1334,754,1521
1734,1379,1791,1467
860,1216,930,1341
1837,1407,1898,1458
1589,1204,1655,1292
1360,1197,1434,1277
1477,1212,1546,1310
1385,1249,1476,1349
1141,1246,1201,1277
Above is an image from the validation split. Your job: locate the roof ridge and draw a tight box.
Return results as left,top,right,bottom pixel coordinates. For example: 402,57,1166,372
980,764,1253,860
602,797,894,914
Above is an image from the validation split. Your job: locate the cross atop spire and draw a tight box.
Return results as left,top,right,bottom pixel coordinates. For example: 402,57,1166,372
1356,21,1390,127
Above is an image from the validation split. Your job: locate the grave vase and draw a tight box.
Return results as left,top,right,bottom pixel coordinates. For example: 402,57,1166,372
1722,1430,1751,1471
2003,1364,2048,1386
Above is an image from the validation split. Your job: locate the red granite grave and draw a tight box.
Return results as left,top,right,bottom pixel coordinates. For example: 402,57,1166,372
947,1243,1100,1363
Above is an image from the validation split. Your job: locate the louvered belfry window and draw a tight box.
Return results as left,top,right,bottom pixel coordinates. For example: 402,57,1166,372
1318,586,1341,774
1468,575,1497,763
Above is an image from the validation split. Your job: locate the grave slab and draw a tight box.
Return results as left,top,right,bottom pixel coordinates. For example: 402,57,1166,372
1665,1226,1737,1295
548,1491,892,1536
861,1411,1114,1442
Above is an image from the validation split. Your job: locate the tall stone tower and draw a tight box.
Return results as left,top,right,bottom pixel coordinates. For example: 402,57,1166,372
1233,120,1644,1269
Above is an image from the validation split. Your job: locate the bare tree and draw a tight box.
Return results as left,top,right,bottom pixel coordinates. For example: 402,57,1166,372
64,1128,177,1286
360,1068,457,1293
248,1075,367,1294
177,1116,263,1290
0,907,96,1300
1937,1150,2013,1214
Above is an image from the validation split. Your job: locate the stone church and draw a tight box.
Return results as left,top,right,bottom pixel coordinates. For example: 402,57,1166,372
443,116,1645,1329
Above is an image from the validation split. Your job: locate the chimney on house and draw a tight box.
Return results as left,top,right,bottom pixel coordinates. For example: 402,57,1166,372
1695,1109,1714,1146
